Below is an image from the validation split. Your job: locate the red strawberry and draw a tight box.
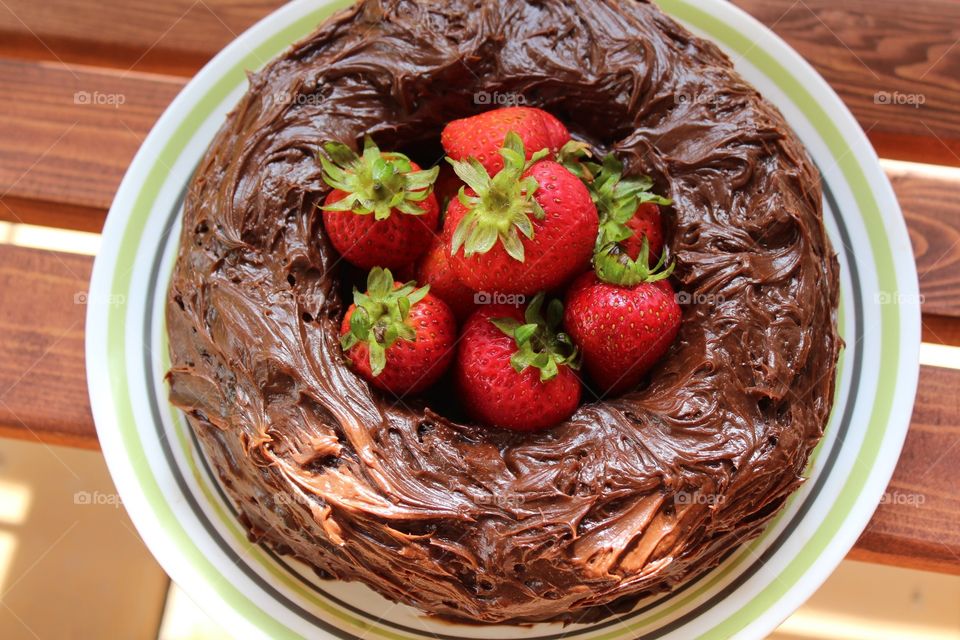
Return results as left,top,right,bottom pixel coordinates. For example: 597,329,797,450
443,133,598,295
539,110,571,150
456,294,581,431
414,235,477,321
340,267,456,396
321,136,440,270
560,151,670,266
623,203,664,261
564,245,681,395
441,107,570,175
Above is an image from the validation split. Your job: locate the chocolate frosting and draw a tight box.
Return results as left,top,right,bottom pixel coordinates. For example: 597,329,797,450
166,0,840,624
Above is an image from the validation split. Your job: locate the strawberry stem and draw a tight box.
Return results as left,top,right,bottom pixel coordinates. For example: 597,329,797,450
590,154,671,249
447,132,549,262
594,236,674,287
560,146,676,287
560,146,671,249
489,293,580,382
320,136,439,221
340,267,430,376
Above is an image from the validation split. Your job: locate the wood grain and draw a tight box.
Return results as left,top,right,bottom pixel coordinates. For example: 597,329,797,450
850,364,960,575
0,0,959,574
0,60,184,215
922,314,960,347
0,0,285,77
888,162,960,318
0,194,106,234
734,0,960,166
0,245,93,449
869,131,960,169
1,61,960,302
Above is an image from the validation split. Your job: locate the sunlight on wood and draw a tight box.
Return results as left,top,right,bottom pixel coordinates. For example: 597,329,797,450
0,221,99,256
881,158,960,181
0,480,31,525
919,342,960,370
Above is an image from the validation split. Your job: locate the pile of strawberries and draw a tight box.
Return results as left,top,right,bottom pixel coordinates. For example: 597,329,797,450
320,107,681,431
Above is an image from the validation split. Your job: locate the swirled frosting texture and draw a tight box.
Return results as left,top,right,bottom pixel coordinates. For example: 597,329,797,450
166,0,840,623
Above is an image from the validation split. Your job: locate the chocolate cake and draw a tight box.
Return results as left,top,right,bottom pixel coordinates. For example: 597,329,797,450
166,0,841,624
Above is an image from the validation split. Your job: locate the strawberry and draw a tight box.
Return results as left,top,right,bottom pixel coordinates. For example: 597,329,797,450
414,235,477,321
561,150,670,265
340,267,456,396
539,110,571,150
564,241,681,395
321,136,440,270
441,107,570,175
623,203,664,261
456,294,581,431
443,133,598,295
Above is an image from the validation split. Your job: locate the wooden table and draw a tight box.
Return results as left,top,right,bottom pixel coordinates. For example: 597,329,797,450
0,0,958,576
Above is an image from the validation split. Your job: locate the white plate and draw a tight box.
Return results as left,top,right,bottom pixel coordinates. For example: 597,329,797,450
86,1,921,638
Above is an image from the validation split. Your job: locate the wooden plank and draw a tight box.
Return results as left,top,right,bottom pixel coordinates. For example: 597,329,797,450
0,194,106,234
850,364,960,575
0,239,955,568
733,0,960,166
0,0,284,77
922,314,960,347
0,59,184,215
869,131,960,170
0,244,93,449
890,163,960,318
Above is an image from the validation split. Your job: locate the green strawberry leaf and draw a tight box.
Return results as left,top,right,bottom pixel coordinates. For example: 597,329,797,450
445,132,544,263
589,154,672,251
489,292,580,382
366,267,393,296
559,146,672,259
490,318,522,336
514,323,539,345
499,229,525,262
594,236,675,287
546,298,564,330
557,140,595,180
524,293,544,325
368,341,387,377
341,267,430,377
319,136,438,219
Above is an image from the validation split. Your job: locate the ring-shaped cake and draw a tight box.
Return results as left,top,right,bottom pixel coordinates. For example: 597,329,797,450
167,0,841,623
